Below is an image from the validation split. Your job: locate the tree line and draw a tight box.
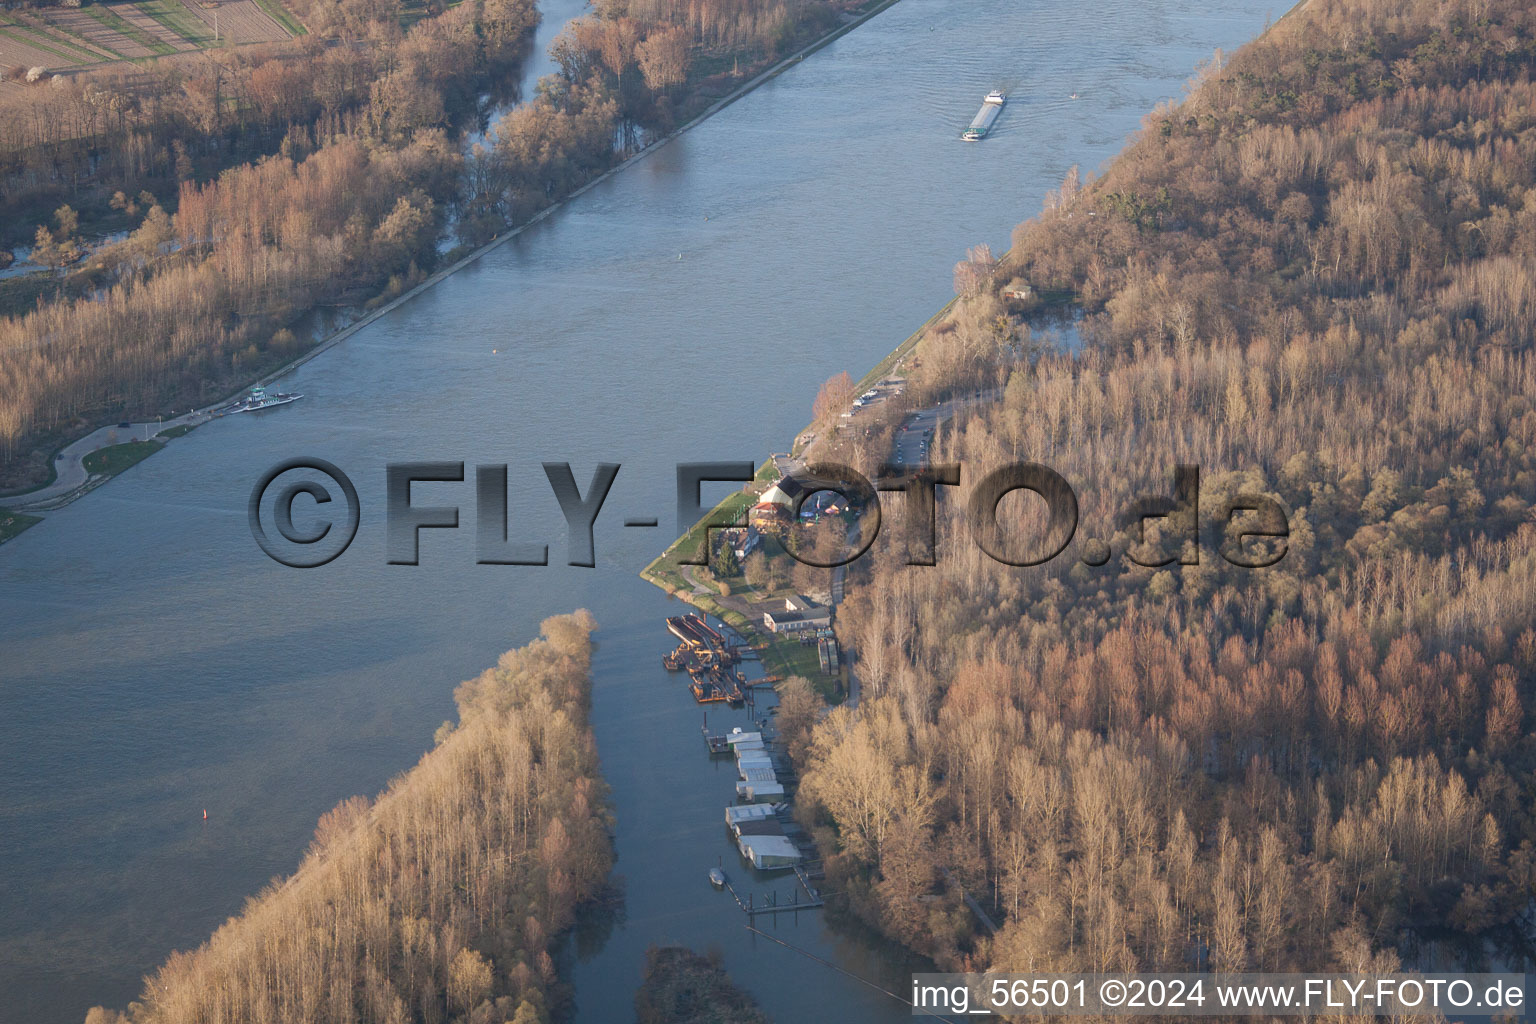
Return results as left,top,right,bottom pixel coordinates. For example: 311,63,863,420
787,0,1536,982
0,0,862,486
0,0,540,481
83,612,611,1024
0,0,539,246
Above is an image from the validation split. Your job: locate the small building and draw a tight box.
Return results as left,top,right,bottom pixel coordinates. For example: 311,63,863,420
726,803,777,827
740,765,777,784
708,525,761,562
736,781,785,803
733,528,761,561
759,476,807,508
738,834,802,870
763,595,832,634
1002,279,1033,301
748,501,789,532
733,818,786,839
724,730,762,747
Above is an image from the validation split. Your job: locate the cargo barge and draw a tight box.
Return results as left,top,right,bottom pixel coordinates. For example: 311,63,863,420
963,90,1006,141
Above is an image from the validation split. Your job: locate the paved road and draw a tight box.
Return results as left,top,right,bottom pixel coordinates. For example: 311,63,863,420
890,387,1002,467
841,386,1002,710
3,407,211,512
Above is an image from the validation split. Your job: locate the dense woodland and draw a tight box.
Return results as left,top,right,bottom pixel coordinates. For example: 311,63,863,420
85,612,611,1024
787,0,1536,983
0,0,854,486
0,0,540,484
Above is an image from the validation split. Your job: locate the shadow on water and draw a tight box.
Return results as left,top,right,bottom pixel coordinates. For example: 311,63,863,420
571,879,630,963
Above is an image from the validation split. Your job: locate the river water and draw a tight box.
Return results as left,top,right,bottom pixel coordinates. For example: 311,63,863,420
0,0,1274,1019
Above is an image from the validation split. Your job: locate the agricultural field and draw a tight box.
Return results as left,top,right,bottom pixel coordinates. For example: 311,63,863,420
0,0,295,74
0,11,118,70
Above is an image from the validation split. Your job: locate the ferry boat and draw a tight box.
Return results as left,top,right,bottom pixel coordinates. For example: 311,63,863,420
226,385,303,415
963,91,1006,141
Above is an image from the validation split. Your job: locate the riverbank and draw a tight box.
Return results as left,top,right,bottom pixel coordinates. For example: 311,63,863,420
637,280,954,692
640,457,843,691
86,612,612,1024
1,408,216,517
635,0,1316,658
0,0,908,533
0,507,40,543
751,0,1536,985
0,1,1293,1016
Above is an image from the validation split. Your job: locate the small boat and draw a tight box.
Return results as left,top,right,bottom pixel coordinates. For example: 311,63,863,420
708,867,726,889
963,91,1006,141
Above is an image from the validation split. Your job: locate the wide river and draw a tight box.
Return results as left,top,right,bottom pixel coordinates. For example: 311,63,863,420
0,1,1273,1019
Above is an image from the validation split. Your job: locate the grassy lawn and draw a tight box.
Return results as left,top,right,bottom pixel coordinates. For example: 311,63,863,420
0,272,69,319
760,632,828,680
85,5,176,54
651,488,755,569
83,440,163,477
0,508,42,545
252,0,305,35
689,45,766,82
134,0,212,45
640,457,784,586
156,423,196,439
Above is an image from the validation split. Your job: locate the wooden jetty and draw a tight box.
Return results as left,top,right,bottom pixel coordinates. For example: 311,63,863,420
702,713,732,754
718,867,826,917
